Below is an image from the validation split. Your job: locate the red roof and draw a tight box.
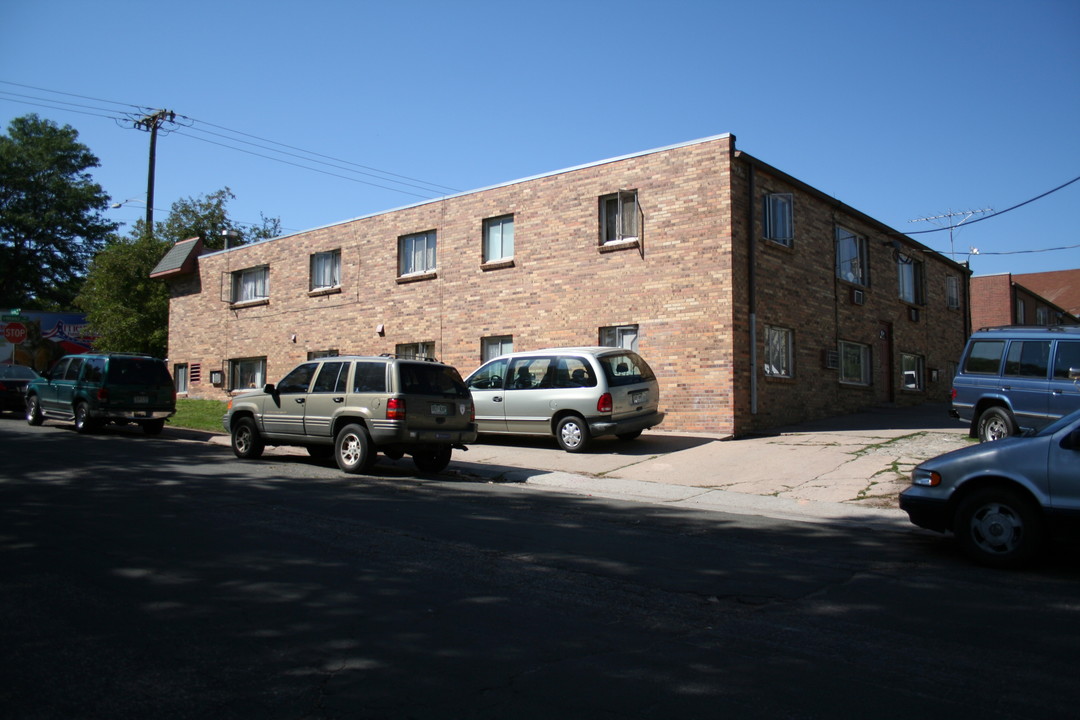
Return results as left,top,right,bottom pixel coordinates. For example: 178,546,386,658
1014,269,1080,317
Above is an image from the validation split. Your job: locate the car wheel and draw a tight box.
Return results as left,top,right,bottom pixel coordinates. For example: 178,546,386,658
231,417,265,459
954,487,1044,569
336,423,376,474
26,395,44,426
555,415,591,453
73,402,96,434
616,429,643,441
977,407,1016,442
413,445,452,473
142,419,165,435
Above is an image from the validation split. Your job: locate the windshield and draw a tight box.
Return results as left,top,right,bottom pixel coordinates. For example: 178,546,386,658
0,364,39,380
597,352,656,387
1037,408,1080,437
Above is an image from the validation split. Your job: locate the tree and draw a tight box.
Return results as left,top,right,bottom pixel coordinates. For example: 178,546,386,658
0,114,118,309
77,188,281,358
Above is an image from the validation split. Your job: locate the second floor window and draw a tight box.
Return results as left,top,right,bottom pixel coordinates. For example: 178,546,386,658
898,254,925,304
483,215,514,263
310,250,341,290
600,190,639,244
835,227,868,286
232,266,268,303
764,193,793,246
947,275,961,310
399,230,437,275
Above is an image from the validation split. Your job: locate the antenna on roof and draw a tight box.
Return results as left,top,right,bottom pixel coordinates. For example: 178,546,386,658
909,208,993,261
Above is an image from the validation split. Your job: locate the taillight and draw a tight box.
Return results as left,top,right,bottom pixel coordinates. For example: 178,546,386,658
387,397,405,420
97,388,108,401
597,392,613,414
470,401,476,422
950,388,957,401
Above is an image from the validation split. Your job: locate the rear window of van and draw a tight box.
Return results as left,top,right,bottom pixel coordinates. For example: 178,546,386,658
963,341,1005,375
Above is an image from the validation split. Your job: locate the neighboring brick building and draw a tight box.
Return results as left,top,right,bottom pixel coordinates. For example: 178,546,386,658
153,134,971,436
970,273,1080,330
1012,269,1080,318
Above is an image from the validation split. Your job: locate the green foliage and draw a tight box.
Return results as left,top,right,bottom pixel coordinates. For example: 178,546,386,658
168,397,228,432
0,114,118,309
77,187,282,358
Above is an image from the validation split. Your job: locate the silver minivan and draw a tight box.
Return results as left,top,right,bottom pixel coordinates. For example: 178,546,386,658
464,347,665,452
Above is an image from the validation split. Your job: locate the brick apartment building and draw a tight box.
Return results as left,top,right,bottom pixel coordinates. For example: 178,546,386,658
152,134,971,436
969,271,1080,330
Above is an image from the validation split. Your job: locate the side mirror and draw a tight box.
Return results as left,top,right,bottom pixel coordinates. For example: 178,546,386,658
1063,429,1080,451
1069,367,1080,381
263,383,276,395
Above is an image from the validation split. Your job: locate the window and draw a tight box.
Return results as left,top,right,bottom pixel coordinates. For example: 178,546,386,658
353,362,387,393
599,324,639,352
483,215,514,263
1016,298,1026,324
901,354,925,391
839,341,871,385
898,254,925,304
312,361,349,393
482,335,513,362
835,227,868,286
64,357,84,380
467,358,508,390
1004,341,1050,378
1054,342,1080,379
174,363,188,394
308,349,339,360
964,341,1004,374
1036,306,1050,325
230,357,266,390
764,193,793,246
600,190,639,244
946,275,961,310
396,342,434,360
508,356,555,390
310,249,341,291
232,266,269,303
399,230,437,275
82,358,105,384
276,362,318,394
764,326,793,378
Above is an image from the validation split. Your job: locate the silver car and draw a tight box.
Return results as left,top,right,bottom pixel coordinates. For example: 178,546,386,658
899,407,1080,568
464,347,665,452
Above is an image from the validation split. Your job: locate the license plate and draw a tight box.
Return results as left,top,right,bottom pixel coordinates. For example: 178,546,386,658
134,395,149,404
631,391,647,405
430,403,449,416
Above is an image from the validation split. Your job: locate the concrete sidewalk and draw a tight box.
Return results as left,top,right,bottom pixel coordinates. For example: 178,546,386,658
194,403,970,529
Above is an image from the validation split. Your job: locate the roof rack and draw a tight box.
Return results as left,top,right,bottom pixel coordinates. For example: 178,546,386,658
378,353,441,363
976,324,1080,333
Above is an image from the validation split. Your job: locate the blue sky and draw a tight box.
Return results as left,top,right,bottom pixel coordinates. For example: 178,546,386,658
2,0,1078,278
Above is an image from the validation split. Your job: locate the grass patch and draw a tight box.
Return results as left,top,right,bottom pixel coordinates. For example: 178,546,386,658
168,398,228,433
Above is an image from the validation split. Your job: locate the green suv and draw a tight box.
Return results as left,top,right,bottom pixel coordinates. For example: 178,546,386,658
25,353,176,434
223,355,477,474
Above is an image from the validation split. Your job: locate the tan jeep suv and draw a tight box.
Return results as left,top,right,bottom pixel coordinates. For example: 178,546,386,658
223,355,476,474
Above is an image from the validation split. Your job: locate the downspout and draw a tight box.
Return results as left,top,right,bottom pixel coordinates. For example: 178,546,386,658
747,162,758,416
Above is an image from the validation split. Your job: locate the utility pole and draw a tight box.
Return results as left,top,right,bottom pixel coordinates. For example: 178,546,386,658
132,109,177,236
909,208,993,261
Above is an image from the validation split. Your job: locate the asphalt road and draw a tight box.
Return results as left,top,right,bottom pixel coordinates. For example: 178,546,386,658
3,416,1080,719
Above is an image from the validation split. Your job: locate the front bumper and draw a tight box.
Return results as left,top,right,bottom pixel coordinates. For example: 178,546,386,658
898,489,952,533
589,411,666,438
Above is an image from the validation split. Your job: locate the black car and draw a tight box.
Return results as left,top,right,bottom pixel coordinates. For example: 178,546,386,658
0,364,40,412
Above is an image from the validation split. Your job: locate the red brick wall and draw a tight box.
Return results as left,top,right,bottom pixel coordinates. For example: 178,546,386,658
166,135,968,436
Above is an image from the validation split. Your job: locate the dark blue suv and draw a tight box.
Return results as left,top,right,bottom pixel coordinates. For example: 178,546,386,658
951,326,1080,441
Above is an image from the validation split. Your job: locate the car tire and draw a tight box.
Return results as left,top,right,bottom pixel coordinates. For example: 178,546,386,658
954,487,1044,569
26,395,44,426
977,407,1017,442
335,423,376,474
73,402,96,434
142,419,165,435
555,415,591,453
413,445,452,473
231,417,265,459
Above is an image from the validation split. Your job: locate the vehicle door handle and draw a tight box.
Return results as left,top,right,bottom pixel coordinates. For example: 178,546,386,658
333,397,344,403
494,396,503,403
295,398,305,404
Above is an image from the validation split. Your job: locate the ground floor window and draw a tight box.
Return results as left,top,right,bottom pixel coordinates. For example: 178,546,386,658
482,335,513,362
230,357,266,391
901,353,925,391
599,324,638,352
839,341,871,386
308,349,339,360
174,363,188,394
396,342,435,360
764,326,793,378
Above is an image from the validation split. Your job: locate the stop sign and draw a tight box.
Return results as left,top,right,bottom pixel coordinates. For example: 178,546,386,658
3,322,27,344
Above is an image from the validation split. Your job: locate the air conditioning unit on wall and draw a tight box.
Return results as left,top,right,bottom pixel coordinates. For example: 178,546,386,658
852,288,865,305
823,349,840,369
909,307,920,322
